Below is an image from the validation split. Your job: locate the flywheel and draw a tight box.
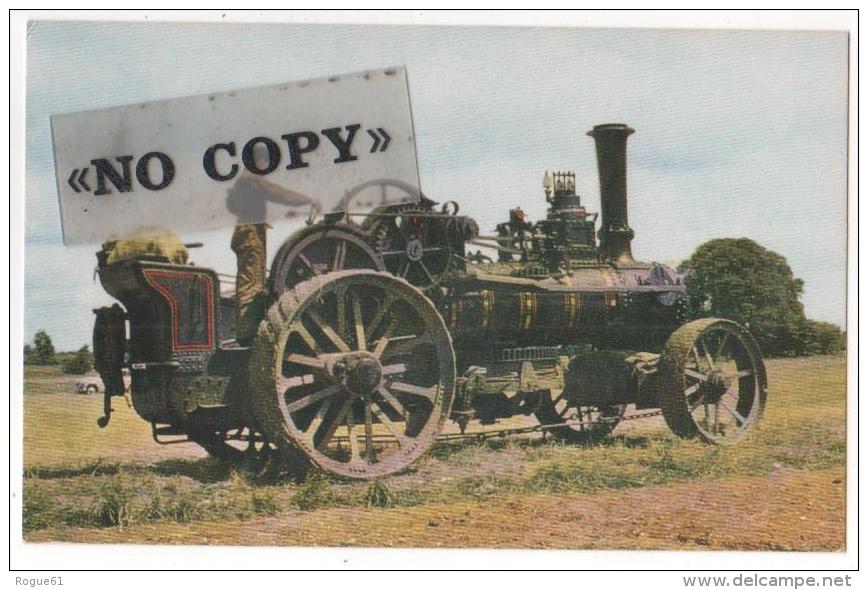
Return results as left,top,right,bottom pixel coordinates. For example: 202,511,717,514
361,201,454,292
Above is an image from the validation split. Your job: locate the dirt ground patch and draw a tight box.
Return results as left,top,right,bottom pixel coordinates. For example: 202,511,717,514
26,466,844,550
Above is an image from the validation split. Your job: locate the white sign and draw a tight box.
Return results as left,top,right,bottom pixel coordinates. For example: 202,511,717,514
51,66,421,245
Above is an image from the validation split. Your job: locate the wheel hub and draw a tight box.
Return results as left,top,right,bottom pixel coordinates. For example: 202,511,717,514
405,238,424,262
704,370,731,403
332,352,383,397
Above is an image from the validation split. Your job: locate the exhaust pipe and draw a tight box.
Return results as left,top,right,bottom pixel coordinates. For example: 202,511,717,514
587,123,635,264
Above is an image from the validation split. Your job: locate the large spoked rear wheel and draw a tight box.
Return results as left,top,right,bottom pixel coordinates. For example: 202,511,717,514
659,318,767,444
250,270,456,479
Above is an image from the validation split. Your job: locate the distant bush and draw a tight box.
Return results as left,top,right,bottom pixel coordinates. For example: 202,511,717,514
681,238,844,358
25,330,57,365
800,320,846,356
61,345,93,375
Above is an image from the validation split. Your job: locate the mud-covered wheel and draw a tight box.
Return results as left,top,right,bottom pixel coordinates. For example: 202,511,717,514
534,393,625,442
189,426,275,476
659,318,767,444
250,270,456,479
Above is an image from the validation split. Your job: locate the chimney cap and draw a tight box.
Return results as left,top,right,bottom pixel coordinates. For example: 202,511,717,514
587,123,635,137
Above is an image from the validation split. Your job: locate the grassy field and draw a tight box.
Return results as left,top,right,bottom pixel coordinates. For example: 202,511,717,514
21,355,847,549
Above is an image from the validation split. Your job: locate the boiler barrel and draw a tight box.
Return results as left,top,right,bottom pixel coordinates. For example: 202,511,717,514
447,290,611,337
446,287,683,346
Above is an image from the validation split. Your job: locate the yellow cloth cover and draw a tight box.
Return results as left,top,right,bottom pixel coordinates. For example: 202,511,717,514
103,234,189,265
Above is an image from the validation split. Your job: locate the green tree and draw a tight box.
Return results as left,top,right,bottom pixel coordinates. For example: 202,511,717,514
30,330,57,365
800,320,845,356
61,345,93,375
680,238,808,357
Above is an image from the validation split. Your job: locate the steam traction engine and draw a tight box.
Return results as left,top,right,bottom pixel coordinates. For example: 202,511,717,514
92,124,768,479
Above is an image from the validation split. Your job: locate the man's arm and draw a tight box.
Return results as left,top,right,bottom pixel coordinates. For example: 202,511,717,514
250,174,322,211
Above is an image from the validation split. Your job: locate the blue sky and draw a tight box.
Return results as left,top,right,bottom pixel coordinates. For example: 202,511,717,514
25,21,849,350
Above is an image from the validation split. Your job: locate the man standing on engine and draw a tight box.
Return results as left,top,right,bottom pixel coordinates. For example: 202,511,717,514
227,143,321,344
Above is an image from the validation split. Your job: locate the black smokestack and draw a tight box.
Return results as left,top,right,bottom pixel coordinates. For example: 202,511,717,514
587,123,635,264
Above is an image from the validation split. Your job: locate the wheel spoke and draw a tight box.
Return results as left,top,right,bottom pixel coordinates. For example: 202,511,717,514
719,398,747,425
352,294,366,351
306,308,351,352
399,261,410,278
278,374,315,391
383,334,430,358
389,381,438,402
291,321,322,354
691,346,703,370
417,259,436,284
373,319,397,358
701,339,715,370
715,332,730,359
285,384,343,414
371,401,407,446
306,397,333,441
381,363,407,376
377,385,408,418
366,294,395,338
297,253,315,274
286,353,327,370
335,285,348,343
684,382,701,399
346,405,362,461
733,369,753,378
364,402,374,462
315,399,349,449
723,382,739,401
332,240,347,271
684,368,708,382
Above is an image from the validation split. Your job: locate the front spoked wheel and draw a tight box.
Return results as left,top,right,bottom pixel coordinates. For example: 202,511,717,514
659,318,767,444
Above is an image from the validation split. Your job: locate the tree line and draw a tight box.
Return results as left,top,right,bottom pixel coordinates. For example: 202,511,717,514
23,330,93,374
